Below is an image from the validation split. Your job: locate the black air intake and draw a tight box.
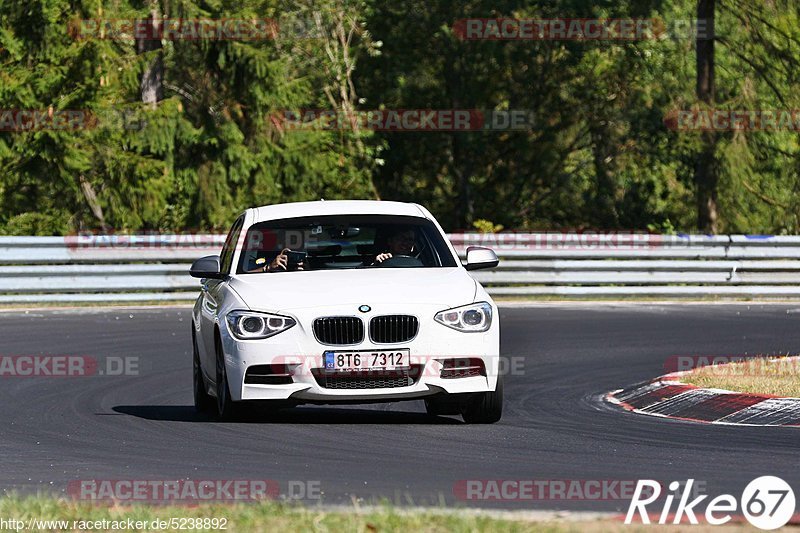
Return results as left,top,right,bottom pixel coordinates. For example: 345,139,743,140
369,315,419,344
313,317,365,345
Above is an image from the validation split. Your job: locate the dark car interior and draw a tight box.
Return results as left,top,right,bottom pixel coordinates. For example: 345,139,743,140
237,215,458,273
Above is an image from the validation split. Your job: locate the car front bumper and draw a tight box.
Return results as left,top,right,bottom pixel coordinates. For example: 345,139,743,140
218,303,500,403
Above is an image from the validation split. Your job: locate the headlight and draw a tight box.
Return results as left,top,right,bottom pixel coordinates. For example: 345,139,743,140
434,302,492,332
225,310,296,340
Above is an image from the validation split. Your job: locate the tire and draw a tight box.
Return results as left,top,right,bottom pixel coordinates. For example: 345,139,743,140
424,396,463,416
214,333,240,421
461,374,503,424
192,327,214,413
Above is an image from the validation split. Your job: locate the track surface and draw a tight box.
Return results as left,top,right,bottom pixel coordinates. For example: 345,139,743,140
1,304,799,511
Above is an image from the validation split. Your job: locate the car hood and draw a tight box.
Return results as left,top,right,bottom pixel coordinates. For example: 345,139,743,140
228,267,478,311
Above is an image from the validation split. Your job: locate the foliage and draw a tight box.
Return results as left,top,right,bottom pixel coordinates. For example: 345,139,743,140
472,218,504,233
0,0,798,234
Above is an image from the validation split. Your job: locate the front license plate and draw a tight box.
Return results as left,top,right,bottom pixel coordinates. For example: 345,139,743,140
323,349,411,372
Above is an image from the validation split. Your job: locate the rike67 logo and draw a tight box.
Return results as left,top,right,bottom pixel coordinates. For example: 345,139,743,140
626,476,795,530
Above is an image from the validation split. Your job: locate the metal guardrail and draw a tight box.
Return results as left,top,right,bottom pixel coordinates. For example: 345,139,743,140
1,233,800,302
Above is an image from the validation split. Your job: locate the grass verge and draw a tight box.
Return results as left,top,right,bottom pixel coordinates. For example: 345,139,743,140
678,355,800,397
0,496,763,532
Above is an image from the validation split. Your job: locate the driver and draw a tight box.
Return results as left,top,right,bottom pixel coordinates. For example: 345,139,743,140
374,229,416,264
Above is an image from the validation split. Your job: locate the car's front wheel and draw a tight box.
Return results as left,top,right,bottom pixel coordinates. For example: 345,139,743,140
192,327,214,413
215,333,240,420
461,375,503,424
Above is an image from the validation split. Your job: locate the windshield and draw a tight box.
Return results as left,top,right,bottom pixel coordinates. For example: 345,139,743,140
236,215,458,273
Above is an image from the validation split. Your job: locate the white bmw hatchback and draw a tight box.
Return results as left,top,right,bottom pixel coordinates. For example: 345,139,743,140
190,200,502,423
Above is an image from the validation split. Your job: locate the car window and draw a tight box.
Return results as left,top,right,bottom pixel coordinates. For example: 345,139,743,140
236,215,457,273
219,214,245,275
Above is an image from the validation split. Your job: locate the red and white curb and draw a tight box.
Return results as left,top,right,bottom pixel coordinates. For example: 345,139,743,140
606,372,800,427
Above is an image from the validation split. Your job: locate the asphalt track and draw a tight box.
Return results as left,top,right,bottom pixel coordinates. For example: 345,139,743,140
1,303,799,512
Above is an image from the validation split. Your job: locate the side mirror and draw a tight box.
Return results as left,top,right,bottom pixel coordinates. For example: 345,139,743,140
464,246,499,271
190,255,223,279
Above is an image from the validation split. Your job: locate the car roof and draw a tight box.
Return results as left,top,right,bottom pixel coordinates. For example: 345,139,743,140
252,200,428,223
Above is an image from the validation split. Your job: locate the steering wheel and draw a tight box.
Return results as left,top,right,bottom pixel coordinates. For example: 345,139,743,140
410,240,426,259
376,255,424,268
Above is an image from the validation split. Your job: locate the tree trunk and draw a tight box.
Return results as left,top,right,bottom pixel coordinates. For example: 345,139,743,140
694,0,718,233
137,6,164,106
589,122,619,228
79,174,108,232
452,132,474,229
